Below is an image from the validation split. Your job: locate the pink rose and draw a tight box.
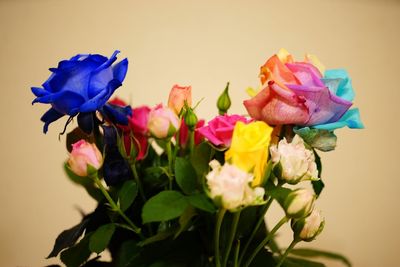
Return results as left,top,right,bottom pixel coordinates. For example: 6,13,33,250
148,104,180,139
168,84,192,115
197,114,251,147
68,140,102,176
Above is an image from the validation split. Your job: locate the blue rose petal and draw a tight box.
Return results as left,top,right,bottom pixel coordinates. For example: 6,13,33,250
323,69,355,101
31,50,129,133
313,108,364,131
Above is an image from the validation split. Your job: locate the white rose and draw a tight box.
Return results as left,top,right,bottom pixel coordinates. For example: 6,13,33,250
206,160,265,211
270,135,319,184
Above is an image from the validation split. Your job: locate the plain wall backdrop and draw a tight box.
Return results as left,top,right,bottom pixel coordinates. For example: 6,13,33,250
0,0,399,266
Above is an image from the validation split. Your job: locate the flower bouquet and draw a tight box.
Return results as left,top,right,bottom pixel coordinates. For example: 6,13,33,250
31,49,363,267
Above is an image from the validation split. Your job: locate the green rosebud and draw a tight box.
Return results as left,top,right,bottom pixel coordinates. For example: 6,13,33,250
291,209,325,242
184,106,198,131
217,82,231,115
284,188,315,219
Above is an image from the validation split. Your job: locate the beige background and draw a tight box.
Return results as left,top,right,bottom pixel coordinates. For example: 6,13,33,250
0,0,399,266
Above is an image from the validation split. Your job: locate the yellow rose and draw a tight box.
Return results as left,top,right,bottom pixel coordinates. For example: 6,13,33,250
225,121,273,186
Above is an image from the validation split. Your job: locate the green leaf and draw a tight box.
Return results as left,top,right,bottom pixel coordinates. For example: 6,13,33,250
294,127,337,152
190,142,213,178
118,180,138,211
137,228,177,247
64,163,103,201
187,193,216,213
60,234,92,267
142,191,189,223
312,150,325,197
175,157,197,194
174,206,197,239
290,248,352,267
89,223,116,254
115,240,141,267
265,181,292,207
47,218,89,258
282,257,326,267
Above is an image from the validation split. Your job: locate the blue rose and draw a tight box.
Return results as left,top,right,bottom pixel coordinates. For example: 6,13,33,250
31,50,129,133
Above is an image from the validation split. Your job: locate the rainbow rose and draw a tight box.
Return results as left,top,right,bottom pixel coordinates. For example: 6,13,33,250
243,49,363,131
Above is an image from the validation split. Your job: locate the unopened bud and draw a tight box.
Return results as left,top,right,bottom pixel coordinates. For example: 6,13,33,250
184,106,198,131
291,209,325,242
284,189,315,219
217,82,231,115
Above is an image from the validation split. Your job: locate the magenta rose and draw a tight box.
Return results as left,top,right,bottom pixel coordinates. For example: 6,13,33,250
197,114,251,147
110,98,151,160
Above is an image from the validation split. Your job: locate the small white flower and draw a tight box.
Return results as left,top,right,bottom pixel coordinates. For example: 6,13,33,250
291,209,325,242
206,160,265,211
270,135,319,184
284,189,315,219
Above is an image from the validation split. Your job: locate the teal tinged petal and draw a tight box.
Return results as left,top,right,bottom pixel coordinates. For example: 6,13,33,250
313,108,364,131
323,69,355,101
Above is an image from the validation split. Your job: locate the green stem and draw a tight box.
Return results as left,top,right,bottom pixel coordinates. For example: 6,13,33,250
223,211,241,267
130,163,154,236
189,129,195,156
165,140,174,189
214,208,227,267
130,163,146,202
243,216,288,267
233,240,240,267
238,197,273,265
93,175,143,238
276,239,299,267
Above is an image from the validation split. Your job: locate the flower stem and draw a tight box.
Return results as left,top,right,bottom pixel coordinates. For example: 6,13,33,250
189,129,195,156
165,140,174,189
243,216,288,267
130,163,146,202
233,240,240,267
276,239,299,267
92,175,143,238
222,211,241,267
214,208,227,267
238,197,273,265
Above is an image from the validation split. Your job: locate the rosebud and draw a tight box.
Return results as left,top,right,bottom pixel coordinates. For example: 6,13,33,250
291,209,325,242
68,140,103,176
168,84,192,115
284,189,315,219
148,105,180,139
217,82,231,115
270,135,319,184
206,160,265,211
183,107,198,131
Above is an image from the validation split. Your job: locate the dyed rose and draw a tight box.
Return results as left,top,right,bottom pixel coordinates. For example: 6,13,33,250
225,121,273,186
244,49,363,131
197,114,251,147
31,50,129,133
110,98,151,160
270,134,318,184
291,209,325,242
168,84,192,115
179,119,205,148
68,140,103,176
206,160,265,211
148,105,180,139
